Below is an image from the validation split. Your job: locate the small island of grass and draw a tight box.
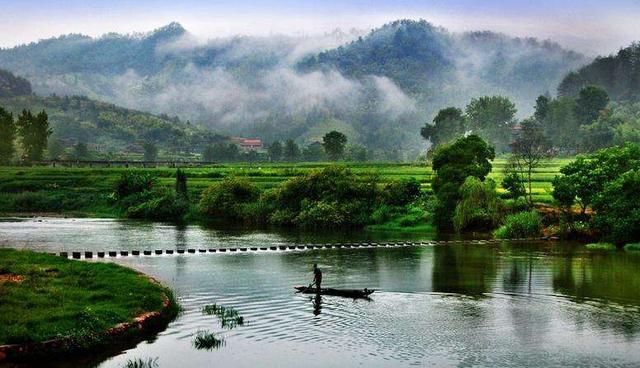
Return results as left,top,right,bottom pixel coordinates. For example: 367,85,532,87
0,249,178,362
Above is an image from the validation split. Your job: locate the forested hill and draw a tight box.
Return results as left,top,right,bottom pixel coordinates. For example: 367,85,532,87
0,20,587,157
558,42,640,101
300,20,586,103
0,68,32,97
0,94,225,157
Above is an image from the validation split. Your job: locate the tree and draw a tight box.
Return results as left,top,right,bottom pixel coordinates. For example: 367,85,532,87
575,86,609,125
541,97,579,152
431,135,495,230
501,169,526,200
47,138,65,160
579,109,623,152
72,142,89,160
552,143,640,215
510,119,552,206
592,170,640,245
303,143,326,162
16,110,51,161
346,144,368,161
421,107,466,149
175,169,188,199
202,145,216,162
268,141,283,162
0,107,15,164
322,131,348,161
465,96,516,152
143,141,158,162
453,177,502,232
283,139,300,161
534,95,550,123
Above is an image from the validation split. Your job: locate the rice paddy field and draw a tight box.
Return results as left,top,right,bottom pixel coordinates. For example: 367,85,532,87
0,158,573,216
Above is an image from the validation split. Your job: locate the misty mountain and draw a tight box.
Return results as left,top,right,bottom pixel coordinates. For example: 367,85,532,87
0,68,32,98
0,20,588,157
558,42,640,101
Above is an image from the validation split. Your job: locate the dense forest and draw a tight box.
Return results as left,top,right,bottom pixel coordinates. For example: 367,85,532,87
558,42,640,101
0,20,586,158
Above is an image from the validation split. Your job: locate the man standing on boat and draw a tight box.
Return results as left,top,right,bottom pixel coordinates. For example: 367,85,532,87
312,263,322,292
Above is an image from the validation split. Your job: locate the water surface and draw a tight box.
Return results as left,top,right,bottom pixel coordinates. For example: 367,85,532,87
1,218,640,367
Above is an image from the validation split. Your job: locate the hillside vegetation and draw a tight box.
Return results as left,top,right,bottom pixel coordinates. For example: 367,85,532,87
0,20,587,157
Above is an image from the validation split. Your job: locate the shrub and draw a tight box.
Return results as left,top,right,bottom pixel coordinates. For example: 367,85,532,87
453,177,503,232
494,211,542,239
199,177,260,220
10,192,63,212
125,190,189,221
382,178,421,206
501,172,526,200
268,167,378,228
294,200,370,228
585,242,616,251
624,243,640,252
114,171,156,199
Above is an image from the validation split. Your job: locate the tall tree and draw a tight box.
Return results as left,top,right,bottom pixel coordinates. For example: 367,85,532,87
541,97,579,153
268,141,283,162
431,135,495,230
510,119,552,206
283,139,300,161
465,96,516,152
575,86,609,125
16,110,51,162
0,107,16,164
421,107,466,149
143,141,158,162
322,131,348,161
534,95,550,123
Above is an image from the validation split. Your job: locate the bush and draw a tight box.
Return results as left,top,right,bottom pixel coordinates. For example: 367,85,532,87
501,172,526,200
267,167,378,228
199,177,261,220
494,211,542,239
585,242,616,251
114,171,156,199
125,190,189,221
10,192,63,212
624,243,640,252
294,200,371,228
453,177,503,232
382,178,421,206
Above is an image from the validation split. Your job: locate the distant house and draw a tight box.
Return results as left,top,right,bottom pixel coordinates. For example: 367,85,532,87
231,137,263,151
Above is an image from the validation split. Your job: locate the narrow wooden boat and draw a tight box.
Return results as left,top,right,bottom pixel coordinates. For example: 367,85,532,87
294,286,374,299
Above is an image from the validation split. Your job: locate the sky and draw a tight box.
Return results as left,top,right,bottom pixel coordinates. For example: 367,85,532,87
1,0,639,55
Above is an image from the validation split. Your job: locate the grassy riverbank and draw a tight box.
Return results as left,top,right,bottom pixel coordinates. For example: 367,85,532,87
0,249,177,348
0,159,567,219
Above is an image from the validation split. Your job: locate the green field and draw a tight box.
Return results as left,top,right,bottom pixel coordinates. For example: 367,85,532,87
0,159,572,217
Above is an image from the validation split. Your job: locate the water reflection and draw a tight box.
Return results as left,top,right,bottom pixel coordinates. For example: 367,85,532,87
312,294,322,316
2,219,640,367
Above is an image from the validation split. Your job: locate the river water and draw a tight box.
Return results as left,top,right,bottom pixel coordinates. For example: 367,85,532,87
1,218,640,367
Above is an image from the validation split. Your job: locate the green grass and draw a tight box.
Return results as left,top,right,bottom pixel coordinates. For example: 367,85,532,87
585,242,616,251
0,159,566,218
0,249,176,345
193,330,225,350
202,304,245,329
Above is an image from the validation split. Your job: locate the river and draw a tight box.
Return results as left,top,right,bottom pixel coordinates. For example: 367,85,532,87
1,217,640,367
